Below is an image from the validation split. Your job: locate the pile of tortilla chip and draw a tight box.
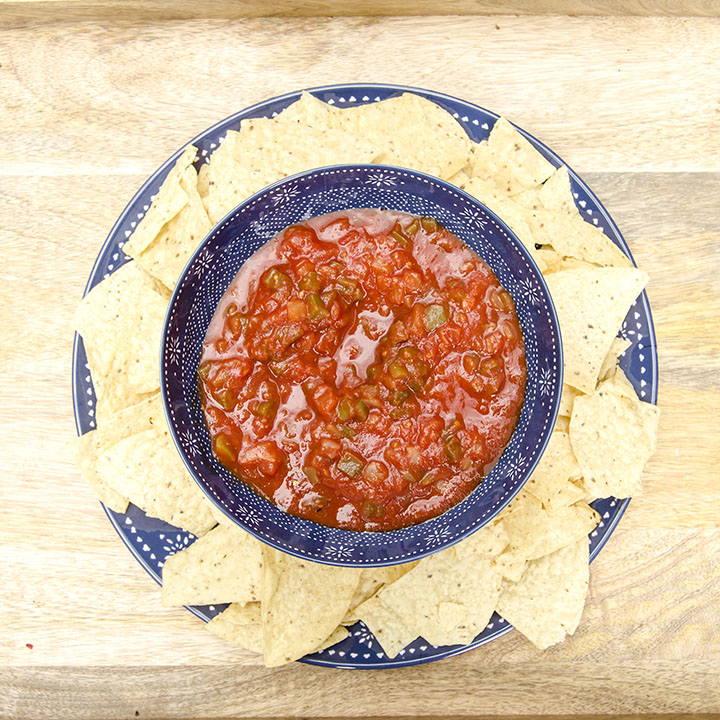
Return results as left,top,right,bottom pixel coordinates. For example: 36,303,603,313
73,92,660,665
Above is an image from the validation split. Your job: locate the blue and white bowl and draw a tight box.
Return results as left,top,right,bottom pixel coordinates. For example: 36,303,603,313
161,164,563,567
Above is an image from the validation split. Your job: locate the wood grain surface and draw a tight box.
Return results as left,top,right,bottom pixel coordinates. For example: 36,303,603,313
3,0,720,22
1,9,719,720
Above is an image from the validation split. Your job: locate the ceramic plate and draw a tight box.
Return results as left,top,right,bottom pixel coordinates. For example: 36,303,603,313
71,83,658,669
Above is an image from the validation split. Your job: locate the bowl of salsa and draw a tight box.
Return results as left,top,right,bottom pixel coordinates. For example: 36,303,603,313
162,165,562,565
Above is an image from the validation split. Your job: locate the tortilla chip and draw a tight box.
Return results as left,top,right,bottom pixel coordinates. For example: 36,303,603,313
502,490,599,562
497,537,589,649
527,206,631,268
276,91,340,130
209,602,348,659
95,424,215,536
379,551,501,647
454,518,509,559
203,117,378,223
343,563,417,624
354,595,419,659
538,166,577,215
208,602,264,654
570,375,660,500
261,547,361,667
72,432,129,513
524,432,585,513
126,161,213,290
73,261,168,396
161,523,264,607
196,162,210,198
332,93,473,179
544,267,648,393
72,393,165,510
605,365,638,399
448,168,470,188
463,176,543,263
123,145,197,255
555,415,571,434
598,336,632,383
473,117,555,195
492,550,527,582
558,383,582,418
511,185,542,209
201,136,251,224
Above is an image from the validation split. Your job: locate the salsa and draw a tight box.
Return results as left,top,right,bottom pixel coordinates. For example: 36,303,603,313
198,209,526,531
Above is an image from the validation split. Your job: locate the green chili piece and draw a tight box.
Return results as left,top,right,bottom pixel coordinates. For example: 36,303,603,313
337,451,365,478
444,436,464,463
424,304,449,332
298,271,321,293
306,293,330,320
354,399,369,421
337,396,353,421
340,425,356,438
391,230,408,247
336,277,364,301
389,389,410,406
421,216,438,233
404,218,420,236
262,267,290,291
388,361,409,379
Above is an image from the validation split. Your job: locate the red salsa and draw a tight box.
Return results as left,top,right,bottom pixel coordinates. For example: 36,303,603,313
199,210,526,531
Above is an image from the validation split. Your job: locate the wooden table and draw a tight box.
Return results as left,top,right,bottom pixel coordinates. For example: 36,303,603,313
2,3,719,718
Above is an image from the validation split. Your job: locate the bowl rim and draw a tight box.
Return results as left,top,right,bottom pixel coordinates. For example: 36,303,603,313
160,162,563,566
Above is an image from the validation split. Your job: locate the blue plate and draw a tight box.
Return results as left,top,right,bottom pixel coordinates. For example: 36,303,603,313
72,83,658,669
161,164,562,567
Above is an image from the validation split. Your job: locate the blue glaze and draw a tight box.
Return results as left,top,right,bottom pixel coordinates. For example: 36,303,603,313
162,164,562,567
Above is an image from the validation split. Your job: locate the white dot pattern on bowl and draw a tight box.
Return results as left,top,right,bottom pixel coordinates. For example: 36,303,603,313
163,166,562,565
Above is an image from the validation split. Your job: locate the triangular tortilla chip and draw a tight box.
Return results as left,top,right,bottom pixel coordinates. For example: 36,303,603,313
73,262,168,396
208,603,348,660
161,524,264,607
127,160,213,290
331,93,473,179
538,166,577,215
72,393,164,511
208,602,264,654
343,563,417,624
124,145,197,255
527,206,631,268
261,547,360,666
95,423,215,536
72,432,129,513
501,490,599,562
379,550,502,647
453,518,509,559
473,117,555,195
354,595,419,659
544,266,648,393
570,374,660,500
497,537,589,649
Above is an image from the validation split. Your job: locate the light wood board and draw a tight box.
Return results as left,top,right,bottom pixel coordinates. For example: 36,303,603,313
1,11,719,720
